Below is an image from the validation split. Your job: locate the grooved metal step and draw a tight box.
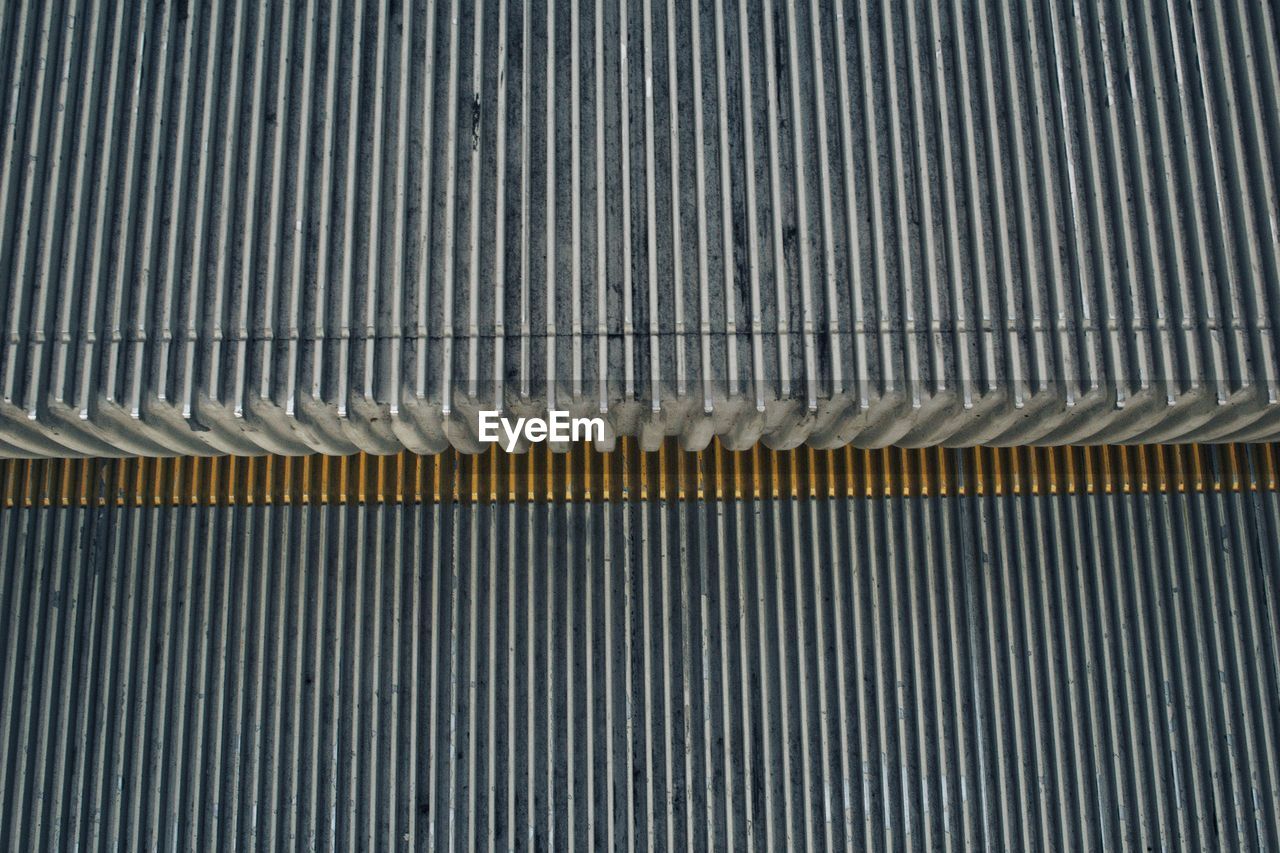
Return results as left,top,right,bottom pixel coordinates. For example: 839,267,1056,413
1,0,1279,457
1,443,1279,849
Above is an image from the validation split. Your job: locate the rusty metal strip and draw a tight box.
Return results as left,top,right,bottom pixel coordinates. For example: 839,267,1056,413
1,442,1278,508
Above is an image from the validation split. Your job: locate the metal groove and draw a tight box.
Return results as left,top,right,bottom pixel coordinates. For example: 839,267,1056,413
0,439,1277,508
1,445,1279,849
0,0,1279,457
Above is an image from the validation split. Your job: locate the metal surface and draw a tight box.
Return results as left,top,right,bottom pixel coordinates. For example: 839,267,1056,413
2,443,1279,850
2,440,1278,508
1,0,1279,457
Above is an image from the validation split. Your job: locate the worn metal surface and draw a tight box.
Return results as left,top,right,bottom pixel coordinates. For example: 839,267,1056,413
1,443,1278,850
0,0,1278,457
2,440,1279,508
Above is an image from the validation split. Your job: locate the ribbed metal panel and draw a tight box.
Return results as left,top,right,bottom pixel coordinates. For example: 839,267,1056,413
2,440,1279,508
0,0,1278,457
2,445,1278,850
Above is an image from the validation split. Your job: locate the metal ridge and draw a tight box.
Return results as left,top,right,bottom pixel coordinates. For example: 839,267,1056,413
2,440,1277,507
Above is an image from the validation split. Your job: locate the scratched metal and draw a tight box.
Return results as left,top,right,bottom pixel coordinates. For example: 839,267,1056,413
1,0,1279,457
1,445,1278,850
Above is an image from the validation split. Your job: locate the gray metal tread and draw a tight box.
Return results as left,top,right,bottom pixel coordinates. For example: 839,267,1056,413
1,0,1279,456
1,445,1278,849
